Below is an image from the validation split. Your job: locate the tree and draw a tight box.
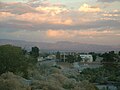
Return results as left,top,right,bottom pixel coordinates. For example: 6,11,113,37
66,55,75,63
76,55,82,62
89,52,97,61
30,46,39,58
119,51,120,56
0,45,29,78
102,51,117,62
22,49,27,55
56,51,60,60
101,51,119,70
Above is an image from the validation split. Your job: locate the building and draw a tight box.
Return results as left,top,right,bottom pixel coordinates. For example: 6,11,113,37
45,55,56,60
56,52,93,63
37,55,56,62
37,57,44,62
80,54,93,62
59,52,77,62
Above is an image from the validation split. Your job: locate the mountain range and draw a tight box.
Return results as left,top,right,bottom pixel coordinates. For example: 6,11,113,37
0,39,120,53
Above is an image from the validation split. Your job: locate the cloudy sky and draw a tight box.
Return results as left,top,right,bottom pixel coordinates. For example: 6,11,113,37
0,0,120,45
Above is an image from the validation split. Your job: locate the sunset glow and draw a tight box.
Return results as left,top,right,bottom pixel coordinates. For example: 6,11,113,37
0,0,120,45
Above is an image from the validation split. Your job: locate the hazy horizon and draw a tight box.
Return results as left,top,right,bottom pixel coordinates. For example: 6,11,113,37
1,38,120,46
0,0,120,45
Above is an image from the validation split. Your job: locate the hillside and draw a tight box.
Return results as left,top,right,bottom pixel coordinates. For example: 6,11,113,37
0,39,119,52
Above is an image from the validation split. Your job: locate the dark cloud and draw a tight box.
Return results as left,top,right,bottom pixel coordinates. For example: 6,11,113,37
86,20,120,30
0,2,41,15
0,20,33,31
0,1,120,32
97,0,120,2
32,20,120,30
0,19,120,32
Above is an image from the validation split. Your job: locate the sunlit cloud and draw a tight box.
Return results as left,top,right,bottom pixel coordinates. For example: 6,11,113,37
14,12,73,25
79,3,102,13
0,12,15,21
102,10,120,19
0,0,120,45
46,29,115,39
46,30,75,39
0,2,38,14
36,6,68,16
97,0,120,3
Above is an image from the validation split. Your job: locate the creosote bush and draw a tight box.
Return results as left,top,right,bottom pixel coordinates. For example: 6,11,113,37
0,72,30,90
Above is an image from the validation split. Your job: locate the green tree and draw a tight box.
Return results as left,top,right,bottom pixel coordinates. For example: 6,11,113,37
0,45,29,78
22,49,27,55
76,54,82,62
119,51,120,56
30,46,39,58
101,51,119,70
89,52,97,61
56,51,60,60
66,55,75,63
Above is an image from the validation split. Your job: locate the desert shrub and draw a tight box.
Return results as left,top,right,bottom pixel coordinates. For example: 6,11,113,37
0,72,30,90
46,75,62,87
73,86,86,90
50,73,68,84
62,68,79,81
28,67,45,81
62,78,76,89
50,68,61,74
31,80,63,90
48,73,77,89
73,80,98,90
52,65,62,69
38,63,51,76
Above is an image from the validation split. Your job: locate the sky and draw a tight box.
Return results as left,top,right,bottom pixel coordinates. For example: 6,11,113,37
0,0,120,45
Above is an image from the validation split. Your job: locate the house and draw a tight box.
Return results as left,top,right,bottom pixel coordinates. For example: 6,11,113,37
59,52,77,62
45,55,56,60
38,55,56,62
80,54,93,62
37,57,44,62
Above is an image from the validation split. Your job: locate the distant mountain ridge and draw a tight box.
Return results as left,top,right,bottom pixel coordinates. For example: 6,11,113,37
0,39,120,52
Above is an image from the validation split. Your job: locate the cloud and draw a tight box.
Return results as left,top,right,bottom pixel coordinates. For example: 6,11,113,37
28,0,40,3
14,12,73,25
0,1,120,31
0,30,47,42
0,12,15,21
79,4,102,13
0,2,39,15
45,29,120,45
0,15,120,32
46,29,116,39
46,30,73,39
102,10,120,20
97,0,120,2
35,4,68,16
0,0,120,45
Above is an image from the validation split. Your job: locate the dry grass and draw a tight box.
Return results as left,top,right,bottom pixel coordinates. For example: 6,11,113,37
31,80,64,90
0,65,98,90
57,62,73,68
0,72,30,90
